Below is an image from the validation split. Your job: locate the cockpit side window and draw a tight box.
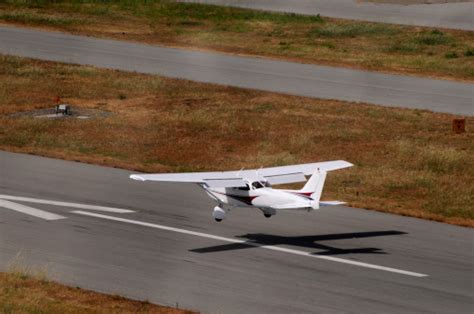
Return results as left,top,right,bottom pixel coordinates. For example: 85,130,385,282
237,184,250,191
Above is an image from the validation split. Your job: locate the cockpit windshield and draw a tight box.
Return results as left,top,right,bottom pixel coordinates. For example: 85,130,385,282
252,181,270,189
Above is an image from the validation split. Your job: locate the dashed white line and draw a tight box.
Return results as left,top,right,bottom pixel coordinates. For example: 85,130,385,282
72,210,428,278
0,199,66,221
0,194,134,213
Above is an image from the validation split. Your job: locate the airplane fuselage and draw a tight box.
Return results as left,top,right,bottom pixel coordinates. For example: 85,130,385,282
204,186,316,211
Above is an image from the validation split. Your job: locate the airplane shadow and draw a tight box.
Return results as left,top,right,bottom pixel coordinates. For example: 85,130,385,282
190,230,407,256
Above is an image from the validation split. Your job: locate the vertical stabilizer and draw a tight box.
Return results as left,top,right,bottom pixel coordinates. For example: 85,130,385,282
299,169,327,202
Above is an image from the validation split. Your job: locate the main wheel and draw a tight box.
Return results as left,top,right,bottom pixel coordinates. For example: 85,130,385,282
215,218,223,222
264,213,272,218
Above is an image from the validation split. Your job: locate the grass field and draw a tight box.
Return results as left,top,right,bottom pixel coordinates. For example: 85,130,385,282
0,271,195,313
0,0,473,81
0,55,472,226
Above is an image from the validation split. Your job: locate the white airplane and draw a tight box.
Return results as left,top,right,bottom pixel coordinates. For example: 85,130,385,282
130,160,352,222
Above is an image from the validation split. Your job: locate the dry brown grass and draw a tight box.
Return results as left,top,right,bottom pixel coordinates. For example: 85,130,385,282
0,271,195,313
0,55,473,227
0,1,473,81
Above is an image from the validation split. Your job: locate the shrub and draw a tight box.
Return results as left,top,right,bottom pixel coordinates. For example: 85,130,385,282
464,48,474,57
415,30,450,45
309,23,396,38
444,51,458,59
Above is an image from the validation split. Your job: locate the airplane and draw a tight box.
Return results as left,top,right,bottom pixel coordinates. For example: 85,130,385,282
130,160,353,222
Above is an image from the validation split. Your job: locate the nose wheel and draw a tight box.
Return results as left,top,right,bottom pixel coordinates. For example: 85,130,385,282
261,208,276,219
213,206,226,222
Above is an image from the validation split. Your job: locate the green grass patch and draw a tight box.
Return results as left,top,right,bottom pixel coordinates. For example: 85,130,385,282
0,12,80,26
464,48,474,57
138,1,325,24
386,41,422,53
415,30,452,45
445,51,458,59
309,22,397,38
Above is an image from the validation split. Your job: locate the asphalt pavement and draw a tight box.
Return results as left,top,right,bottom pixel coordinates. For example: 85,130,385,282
0,151,472,313
180,0,474,31
0,26,472,116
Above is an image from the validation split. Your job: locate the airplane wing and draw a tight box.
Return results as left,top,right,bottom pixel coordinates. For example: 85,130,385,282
130,160,353,188
130,172,247,188
253,160,353,177
240,160,353,183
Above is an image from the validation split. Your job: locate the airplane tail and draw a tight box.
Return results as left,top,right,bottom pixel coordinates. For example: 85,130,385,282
299,169,327,203
299,169,345,209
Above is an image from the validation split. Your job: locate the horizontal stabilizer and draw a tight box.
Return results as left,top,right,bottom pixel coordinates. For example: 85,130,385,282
130,174,146,181
320,201,346,206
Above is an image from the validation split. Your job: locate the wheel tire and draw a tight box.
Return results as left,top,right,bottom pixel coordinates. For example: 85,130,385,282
264,213,272,218
215,218,223,222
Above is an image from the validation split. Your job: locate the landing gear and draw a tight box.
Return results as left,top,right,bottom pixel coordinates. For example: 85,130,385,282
213,206,226,222
261,208,276,219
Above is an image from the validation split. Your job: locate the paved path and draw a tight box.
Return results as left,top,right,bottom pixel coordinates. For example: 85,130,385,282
0,26,472,115
0,151,472,313
181,0,474,30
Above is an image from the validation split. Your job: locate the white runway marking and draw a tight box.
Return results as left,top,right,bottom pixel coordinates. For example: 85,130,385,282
73,210,428,278
0,194,134,213
0,199,66,221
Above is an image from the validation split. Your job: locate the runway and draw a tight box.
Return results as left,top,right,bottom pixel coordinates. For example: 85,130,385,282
181,0,474,31
0,26,472,116
0,151,472,313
